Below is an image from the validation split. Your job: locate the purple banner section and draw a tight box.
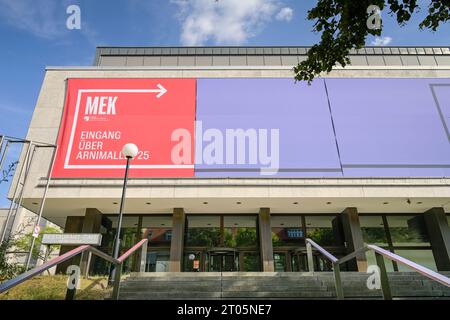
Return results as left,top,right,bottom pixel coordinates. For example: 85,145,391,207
195,78,342,177
431,84,450,142
326,78,450,177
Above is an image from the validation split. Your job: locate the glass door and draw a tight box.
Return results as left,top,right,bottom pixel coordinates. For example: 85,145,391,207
209,253,239,272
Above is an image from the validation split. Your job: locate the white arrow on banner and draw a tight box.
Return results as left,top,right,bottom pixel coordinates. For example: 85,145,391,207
79,83,168,98
155,83,167,98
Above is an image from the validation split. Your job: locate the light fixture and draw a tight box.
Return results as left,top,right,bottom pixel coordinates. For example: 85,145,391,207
326,202,332,205
146,202,151,205
236,201,242,205
203,202,208,205
293,202,299,205
122,143,139,159
383,202,389,205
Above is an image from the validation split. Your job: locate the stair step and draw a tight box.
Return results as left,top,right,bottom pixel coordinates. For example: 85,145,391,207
118,272,450,300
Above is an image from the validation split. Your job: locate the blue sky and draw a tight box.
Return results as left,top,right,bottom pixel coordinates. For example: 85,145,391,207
0,0,448,206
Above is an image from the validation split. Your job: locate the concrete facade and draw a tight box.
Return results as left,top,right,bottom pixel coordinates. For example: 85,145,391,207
5,46,450,273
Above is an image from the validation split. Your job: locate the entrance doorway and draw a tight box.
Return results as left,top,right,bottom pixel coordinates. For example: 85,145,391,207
183,215,261,272
208,248,239,272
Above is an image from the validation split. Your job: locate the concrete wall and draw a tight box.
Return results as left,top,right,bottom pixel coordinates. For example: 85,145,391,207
6,65,450,223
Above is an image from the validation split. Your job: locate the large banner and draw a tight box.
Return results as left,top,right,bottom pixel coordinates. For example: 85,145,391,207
52,78,450,178
52,78,196,178
326,78,450,177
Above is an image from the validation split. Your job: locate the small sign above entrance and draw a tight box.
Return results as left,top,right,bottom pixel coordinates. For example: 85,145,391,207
41,233,102,246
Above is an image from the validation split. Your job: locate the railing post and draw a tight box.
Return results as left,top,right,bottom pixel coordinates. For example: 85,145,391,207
111,262,122,300
375,252,392,300
306,242,314,273
85,252,92,278
140,243,147,273
333,262,344,300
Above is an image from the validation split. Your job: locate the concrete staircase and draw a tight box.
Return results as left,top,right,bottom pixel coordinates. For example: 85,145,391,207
118,272,450,300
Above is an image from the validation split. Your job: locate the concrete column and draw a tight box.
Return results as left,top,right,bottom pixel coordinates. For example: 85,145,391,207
81,208,102,233
169,208,185,272
56,216,83,274
80,208,102,274
56,208,103,274
423,207,450,271
259,208,274,272
341,207,367,272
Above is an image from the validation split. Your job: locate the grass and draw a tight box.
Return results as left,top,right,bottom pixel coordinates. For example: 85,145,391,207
0,275,111,300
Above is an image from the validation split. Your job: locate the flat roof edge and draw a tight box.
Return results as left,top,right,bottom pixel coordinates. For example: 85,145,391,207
44,65,450,71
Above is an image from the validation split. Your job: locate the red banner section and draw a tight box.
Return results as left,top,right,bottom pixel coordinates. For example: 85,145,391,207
52,78,196,178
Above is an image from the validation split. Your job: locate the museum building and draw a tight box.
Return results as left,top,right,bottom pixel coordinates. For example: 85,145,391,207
6,45,450,275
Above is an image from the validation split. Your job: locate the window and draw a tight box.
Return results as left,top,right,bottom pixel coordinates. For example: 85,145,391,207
274,253,287,272
359,215,388,246
271,215,303,247
305,216,337,246
142,216,173,246
185,215,258,248
287,229,303,239
386,215,429,246
360,214,436,272
97,216,139,274
103,216,139,252
146,251,170,272
185,216,221,247
223,216,258,248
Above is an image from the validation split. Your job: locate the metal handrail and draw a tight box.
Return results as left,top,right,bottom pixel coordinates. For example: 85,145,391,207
305,239,344,299
0,238,148,300
305,238,450,300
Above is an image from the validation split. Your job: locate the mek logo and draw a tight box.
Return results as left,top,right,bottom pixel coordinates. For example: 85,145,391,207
84,96,118,116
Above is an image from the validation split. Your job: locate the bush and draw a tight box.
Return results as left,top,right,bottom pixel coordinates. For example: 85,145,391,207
0,239,24,282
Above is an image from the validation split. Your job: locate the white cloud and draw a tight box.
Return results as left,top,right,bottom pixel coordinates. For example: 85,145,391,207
172,0,290,46
0,0,65,39
276,7,293,22
371,36,393,46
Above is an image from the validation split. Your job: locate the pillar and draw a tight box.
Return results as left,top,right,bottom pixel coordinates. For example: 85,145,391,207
79,208,102,274
56,216,83,274
81,208,102,233
423,207,450,271
259,208,274,272
340,207,367,272
169,208,185,272
56,208,102,274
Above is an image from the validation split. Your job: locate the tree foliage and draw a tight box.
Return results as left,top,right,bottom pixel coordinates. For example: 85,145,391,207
295,0,449,82
0,161,18,184
0,238,24,282
14,226,61,263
